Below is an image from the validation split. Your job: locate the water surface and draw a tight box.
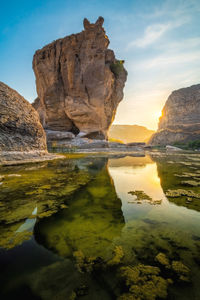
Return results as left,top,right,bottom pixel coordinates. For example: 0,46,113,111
0,153,200,299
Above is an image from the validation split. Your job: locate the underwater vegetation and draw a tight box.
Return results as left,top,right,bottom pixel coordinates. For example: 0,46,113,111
128,190,162,205
33,162,125,258
151,153,200,211
0,154,200,299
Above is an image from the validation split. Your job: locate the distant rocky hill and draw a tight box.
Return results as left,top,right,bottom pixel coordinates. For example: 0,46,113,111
33,16,127,141
108,125,154,143
149,84,200,146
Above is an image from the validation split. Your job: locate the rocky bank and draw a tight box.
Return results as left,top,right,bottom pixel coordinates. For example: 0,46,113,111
32,17,127,143
149,84,200,146
0,82,62,164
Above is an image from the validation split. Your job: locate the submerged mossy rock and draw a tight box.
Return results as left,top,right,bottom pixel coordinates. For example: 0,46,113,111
73,250,98,273
155,253,170,269
128,190,162,205
150,154,200,211
0,158,92,249
34,158,125,259
119,264,170,300
171,261,190,282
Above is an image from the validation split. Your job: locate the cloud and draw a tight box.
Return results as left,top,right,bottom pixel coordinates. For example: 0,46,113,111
129,23,170,48
133,50,200,70
128,17,190,49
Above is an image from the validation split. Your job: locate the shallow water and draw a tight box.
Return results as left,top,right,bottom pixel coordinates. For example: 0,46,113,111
0,153,200,299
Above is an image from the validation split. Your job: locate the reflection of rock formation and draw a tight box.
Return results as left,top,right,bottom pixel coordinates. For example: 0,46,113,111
149,84,200,145
33,17,127,140
0,159,93,249
151,154,200,211
108,155,153,168
34,158,124,258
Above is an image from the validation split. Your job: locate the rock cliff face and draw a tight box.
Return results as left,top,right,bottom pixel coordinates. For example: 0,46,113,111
0,81,46,152
149,84,200,145
32,17,127,140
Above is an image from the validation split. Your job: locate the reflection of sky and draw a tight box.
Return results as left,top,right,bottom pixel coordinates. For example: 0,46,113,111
108,155,200,231
108,158,167,222
16,206,37,233
1,0,200,130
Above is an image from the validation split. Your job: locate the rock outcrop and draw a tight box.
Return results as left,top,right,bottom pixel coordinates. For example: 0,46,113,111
32,17,127,140
0,82,53,164
149,84,200,146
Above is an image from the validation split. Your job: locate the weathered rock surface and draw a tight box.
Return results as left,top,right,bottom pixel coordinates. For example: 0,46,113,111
32,17,127,140
0,81,46,152
0,82,62,164
149,84,200,146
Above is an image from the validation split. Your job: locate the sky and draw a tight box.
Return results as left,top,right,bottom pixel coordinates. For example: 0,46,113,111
0,0,200,130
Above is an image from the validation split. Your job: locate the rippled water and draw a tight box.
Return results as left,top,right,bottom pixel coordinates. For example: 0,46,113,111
0,153,200,299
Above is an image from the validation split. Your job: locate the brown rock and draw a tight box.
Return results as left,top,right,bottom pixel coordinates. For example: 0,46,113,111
0,81,46,152
32,17,127,140
149,84,200,146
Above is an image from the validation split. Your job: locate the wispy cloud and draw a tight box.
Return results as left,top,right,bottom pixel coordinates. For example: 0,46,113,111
128,17,190,49
129,23,170,48
133,50,200,70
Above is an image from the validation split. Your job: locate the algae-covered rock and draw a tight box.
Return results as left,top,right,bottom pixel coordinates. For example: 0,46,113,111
128,190,162,205
151,154,200,212
181,180,200,187
155,253,170,269
0,158,93,249
171,261,190,282
108,246,124,266
119,264,169,300
73,250,96,273
34,159,124,259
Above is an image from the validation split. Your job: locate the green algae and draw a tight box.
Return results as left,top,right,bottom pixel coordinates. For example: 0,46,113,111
171,261,190,282
1,154,200,300
34,162,125,259
73,250,97,273
119,264,169,300
0,159,92,249
107,246,124,266
155,253,170,269
181,180,200,187
128,190,162,205
165,189,200,198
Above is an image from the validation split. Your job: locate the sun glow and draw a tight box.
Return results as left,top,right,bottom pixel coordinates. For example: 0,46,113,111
154,110,163,120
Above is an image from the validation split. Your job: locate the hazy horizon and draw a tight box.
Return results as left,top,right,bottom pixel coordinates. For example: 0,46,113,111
1,0,200,130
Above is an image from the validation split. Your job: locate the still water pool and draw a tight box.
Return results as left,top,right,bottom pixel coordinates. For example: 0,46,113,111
0,153,200,299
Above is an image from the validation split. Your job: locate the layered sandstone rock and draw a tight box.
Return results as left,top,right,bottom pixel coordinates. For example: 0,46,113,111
0,82,51,163
149,84,200,146
32,17,127,140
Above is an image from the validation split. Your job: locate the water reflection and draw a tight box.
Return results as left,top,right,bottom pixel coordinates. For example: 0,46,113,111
34,157,125,258
0,153,200,299
108,156,166,222
151,153,200,211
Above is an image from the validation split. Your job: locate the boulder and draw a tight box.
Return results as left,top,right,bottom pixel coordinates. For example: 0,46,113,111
32,17,127,141
0,81,46,152
0,82,59,164
46,130,75,141
149,84,200,146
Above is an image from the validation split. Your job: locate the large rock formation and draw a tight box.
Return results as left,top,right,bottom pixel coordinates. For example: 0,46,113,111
0,82,49,163
32,17,127,140
149,84,200,146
